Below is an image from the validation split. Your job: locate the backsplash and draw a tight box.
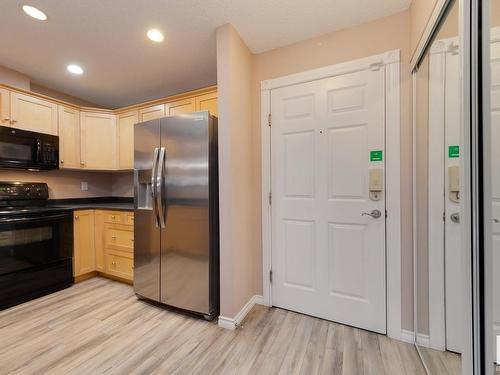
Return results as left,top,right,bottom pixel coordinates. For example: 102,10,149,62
111,173,134,197
0,170,113,199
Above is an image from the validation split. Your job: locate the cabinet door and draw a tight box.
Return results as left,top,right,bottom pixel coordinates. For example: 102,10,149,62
94,210,105,272
58,106,81,169
10,92,58,135
118,110,138,169
195,92,218,117
139,104,165,122
74,210,95,277
0,88,10,126
166,98,195,116
80,111,117,170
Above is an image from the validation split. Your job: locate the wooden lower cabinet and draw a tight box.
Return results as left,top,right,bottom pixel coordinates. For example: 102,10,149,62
73,210,95,277
73,209,134,283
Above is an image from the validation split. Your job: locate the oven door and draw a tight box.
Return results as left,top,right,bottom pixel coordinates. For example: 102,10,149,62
0,211,73,309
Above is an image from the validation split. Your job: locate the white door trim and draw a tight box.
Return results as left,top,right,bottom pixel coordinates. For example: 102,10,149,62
260,50,402,340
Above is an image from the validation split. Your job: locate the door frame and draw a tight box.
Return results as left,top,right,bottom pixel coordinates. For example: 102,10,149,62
260,50,402,340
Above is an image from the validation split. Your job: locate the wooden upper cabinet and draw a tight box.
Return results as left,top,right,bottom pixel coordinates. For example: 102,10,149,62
10,92,58,135
58,106,81,169
80,111,117,170
166,98,195,116
139,104,165,122
195,92,218,117
118,110,138,170
74,210,95,277
0,88,10,127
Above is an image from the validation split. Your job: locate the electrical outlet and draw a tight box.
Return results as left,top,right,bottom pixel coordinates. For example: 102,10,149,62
81,181,88,191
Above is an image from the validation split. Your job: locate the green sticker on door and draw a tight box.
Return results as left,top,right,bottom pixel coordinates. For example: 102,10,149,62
448,145,460,158
370,150,383,162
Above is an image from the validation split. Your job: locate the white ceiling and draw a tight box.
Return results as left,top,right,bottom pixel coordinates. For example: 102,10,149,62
0,0,410,108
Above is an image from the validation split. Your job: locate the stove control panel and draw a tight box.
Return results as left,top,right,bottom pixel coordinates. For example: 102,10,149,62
0,182,49,200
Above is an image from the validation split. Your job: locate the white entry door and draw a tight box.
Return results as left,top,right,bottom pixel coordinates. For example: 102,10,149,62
270,68,387,334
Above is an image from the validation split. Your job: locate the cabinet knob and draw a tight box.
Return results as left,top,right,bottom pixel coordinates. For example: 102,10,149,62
75,216,79,220
111,235,116,240
11,119,17,124
60,160,64,164
2,117,9,122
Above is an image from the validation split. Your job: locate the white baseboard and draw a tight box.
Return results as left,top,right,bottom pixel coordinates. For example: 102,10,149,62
218,294,264,330
400,329,415,344
416,333,431,347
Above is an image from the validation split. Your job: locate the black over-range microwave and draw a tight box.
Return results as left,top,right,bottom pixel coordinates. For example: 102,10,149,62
0,125,59,170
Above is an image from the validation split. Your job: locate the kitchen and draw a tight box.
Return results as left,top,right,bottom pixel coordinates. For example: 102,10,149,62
0,0,484,374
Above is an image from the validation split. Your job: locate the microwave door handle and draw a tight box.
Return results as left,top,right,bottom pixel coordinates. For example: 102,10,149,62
157,147,166,228
151,147,160,227
35,139,42,162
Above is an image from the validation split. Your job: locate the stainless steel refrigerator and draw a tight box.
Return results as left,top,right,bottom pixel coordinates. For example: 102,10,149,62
133,111,219,320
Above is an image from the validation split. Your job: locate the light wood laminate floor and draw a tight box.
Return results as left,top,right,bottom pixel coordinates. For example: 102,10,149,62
418,346,461,375
0,277,426,375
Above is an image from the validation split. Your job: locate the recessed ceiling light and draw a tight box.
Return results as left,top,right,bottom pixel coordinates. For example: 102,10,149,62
147,29,164,43
67,64,84,75
22,5,47,21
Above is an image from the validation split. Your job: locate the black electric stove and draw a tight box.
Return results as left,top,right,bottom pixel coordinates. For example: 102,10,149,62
0,182,74,310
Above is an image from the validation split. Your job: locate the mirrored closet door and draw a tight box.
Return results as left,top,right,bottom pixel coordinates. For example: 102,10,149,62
413,1,465,373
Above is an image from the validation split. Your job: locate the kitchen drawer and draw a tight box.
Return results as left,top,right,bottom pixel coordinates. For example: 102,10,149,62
103,211,125,224
105,250,133,281
125,213,134,226
104,224,133,253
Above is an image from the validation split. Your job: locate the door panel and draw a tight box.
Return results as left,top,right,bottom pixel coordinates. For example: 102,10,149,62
139,105,165,122
58,106,81,169
80,111,117,170
166,98,195,116
0,88,10,126
10,92,58,135
118,111,138,169
134,119,161,301
271,68,386,333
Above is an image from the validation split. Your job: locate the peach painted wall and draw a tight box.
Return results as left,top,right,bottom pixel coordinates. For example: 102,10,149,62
0,170,112,199
216,24,258,318
251,10,414,329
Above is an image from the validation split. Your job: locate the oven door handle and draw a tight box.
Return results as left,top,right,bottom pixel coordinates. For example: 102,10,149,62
0,213,71,224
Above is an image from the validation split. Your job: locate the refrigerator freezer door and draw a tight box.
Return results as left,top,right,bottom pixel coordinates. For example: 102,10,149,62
134,119,161,302
160,112,211,314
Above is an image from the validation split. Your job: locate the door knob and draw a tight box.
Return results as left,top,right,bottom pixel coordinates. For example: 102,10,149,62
361,209,382,219
450,212,460,223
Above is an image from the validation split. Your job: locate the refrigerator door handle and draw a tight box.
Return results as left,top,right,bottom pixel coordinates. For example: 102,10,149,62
151,147,160,227
157,147,166,228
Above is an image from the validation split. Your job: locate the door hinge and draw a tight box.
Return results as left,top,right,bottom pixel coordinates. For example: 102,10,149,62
269,270,273,283
269,191,272,205
443,212,446,222
385,210,388,218
268,113,272,127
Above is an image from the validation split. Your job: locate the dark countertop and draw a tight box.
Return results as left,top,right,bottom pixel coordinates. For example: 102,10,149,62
47,197,134,212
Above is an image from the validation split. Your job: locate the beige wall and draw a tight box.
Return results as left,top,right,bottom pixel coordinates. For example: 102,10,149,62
0,170,113,199
251,10,414,329
410,0,439,58
0,66,30,90
216,24,259,317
